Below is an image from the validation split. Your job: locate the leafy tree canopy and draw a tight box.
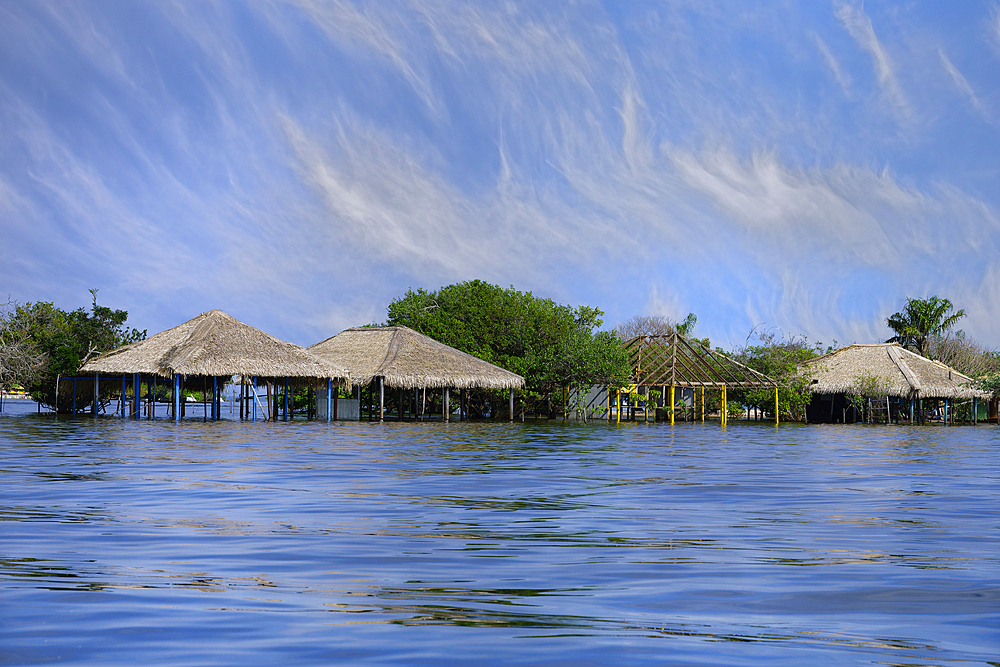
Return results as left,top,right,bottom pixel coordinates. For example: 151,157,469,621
886,296,965,358
2,290,145,410
385,280,631,400
732,325,824,421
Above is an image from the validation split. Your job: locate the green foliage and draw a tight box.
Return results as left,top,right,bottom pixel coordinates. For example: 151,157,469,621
886,296,966,358
970,372,1000,398
3,290,145,411
385,280,631,417
732,326,823,421
846,371,892,423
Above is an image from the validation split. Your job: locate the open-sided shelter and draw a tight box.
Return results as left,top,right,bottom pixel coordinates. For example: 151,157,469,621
799,343,988,424
77,310,349,421
308,326,524,420
624,331,778,424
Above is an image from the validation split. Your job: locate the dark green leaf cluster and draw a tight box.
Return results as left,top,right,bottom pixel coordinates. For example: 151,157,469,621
2,290,145,410
386,280,631,411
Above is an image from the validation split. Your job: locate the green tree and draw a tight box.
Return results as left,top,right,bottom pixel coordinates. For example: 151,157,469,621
732,326,823,421
386,280,631,417
886,296,966,358
0,299,45,393
4,290,145,412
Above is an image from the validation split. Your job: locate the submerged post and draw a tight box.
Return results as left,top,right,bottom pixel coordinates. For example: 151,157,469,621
670,386,675,425
509,390,514,422
252,376,258,422
775,386,779,425
326,379,332,424
721,385,727,427
173,374,180,421
444,387,450,422
93,373,99,416
379,377,384,421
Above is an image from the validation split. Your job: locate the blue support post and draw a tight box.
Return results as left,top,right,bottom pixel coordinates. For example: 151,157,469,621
174,374,180,421
213,376,218,420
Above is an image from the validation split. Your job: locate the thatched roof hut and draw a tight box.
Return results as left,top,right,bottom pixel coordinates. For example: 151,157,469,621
799,343,987,400
308,326,524,390
80,310,349,386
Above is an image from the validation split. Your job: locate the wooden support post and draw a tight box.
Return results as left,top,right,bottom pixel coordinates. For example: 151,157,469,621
93,373,99,416
213,376,218,420
284,377,289,422
444,387,450,421
174,374,180,421
327,379,332,423
132,374,139,420
509,390,514,422
701,386,705,422
252,376,258,422
379,377,384,421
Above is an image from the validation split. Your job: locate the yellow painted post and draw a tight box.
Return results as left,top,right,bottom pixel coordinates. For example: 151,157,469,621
563,387,567,421
701,387,705,422
721,385,727,426
775,387,779,425
670,386,675,425
616,388,621,424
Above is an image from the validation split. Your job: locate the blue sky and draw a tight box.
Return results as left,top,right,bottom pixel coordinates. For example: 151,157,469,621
2,1,998,351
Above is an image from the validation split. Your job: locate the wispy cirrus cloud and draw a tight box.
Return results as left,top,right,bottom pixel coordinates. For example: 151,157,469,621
835,2,912,123
938,49,987,118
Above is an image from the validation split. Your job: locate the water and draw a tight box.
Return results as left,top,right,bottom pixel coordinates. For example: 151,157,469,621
1,400,997,665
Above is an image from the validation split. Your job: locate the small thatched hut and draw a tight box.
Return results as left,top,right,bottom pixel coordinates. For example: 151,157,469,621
799,343,988,424
308,326,524,420
79,310,349,421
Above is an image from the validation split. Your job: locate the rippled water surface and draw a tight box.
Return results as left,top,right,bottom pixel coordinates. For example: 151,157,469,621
1,401,997,665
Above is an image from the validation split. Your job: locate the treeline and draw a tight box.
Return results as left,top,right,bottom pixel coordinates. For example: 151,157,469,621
385,280,631,418
0,290,145,410
4,284,998,420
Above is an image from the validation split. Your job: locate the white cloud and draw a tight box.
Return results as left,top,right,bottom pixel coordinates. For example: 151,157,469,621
835,3,912,122
812,31,852,94
939,49,987,118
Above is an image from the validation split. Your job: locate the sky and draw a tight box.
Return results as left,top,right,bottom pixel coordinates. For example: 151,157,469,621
2,1,999,351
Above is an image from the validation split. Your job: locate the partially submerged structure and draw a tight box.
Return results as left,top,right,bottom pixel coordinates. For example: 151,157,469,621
76,310,349,420
619,332,778,424
799,343,989,424
308,326,524,420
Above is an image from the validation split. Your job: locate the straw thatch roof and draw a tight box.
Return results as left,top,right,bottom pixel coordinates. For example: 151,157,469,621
625,332,777,387
308,326,525,390
799,343,987,399
80,310,349,386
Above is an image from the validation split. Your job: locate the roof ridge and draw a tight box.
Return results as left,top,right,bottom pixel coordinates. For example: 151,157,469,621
885,344,921,393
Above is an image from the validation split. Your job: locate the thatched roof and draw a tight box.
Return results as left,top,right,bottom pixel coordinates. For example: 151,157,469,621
799,343,987,399
625,332,777,387
80,310,349,386
308,326,525,390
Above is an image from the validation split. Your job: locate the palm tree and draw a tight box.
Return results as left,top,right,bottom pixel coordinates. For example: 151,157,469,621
886,296,966,358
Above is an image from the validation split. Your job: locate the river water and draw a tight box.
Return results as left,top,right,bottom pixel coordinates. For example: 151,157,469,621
1,400,997,665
